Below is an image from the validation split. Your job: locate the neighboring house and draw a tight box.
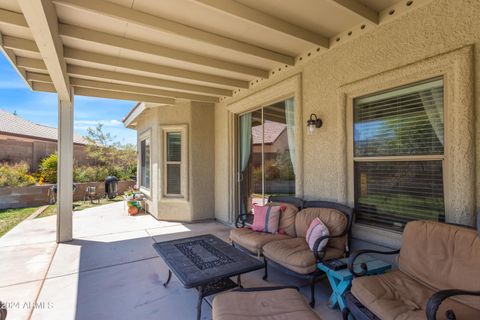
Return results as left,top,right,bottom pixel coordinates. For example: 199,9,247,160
0,109,88,171
252,121,289,160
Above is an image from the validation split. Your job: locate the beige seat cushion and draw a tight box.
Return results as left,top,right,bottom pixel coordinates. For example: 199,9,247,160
352,270,480,320
399,220,480,310
230,228,291,255
263,237,344,274
265,202,299,237
212,288,321,320
295,208,348,252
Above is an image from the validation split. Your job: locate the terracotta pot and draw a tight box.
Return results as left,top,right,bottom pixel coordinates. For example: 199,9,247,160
128,206,139,215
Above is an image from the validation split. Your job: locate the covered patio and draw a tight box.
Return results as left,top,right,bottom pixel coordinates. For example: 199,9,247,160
1,0,479,319
0,0,439,240
0,202,339,320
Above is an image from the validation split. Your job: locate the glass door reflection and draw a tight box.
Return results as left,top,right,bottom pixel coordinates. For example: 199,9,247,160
238,98,295,218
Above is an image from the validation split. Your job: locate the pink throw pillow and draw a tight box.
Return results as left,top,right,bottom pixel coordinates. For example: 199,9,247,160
251,204,282,234
306,218,330,252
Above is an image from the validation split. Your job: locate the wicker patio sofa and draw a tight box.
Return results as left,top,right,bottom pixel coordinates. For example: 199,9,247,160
230,196,354,307
212,287,321,320
230,196,304,256
344,219,480,320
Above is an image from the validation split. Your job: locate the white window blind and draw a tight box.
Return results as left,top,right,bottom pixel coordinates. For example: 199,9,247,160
353,78,445,230
166,132,181,195
140,138,150,189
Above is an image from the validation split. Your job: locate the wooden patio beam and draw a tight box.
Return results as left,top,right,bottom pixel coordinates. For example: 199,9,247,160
0,8,28,28
4,35,234,96
58,23,269,78
73,87,175,105
18,0,71,100
32,81,176,104
2,34,248,90
69,78,220,103
2,35,39,53
329,0,378,24
63,47,249,89
16,56,47,71
53,0,295,65
194,0,329,47
66,65,233,97
0,33,31,89
26,71,52,83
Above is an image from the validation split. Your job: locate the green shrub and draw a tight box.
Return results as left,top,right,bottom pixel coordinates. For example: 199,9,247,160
0,162,36,187
73,166,111,183
39,152,58,183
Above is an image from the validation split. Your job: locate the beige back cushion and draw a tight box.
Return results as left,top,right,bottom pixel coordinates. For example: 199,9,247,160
266,202,299,237
295,207,348,251
399,220,480,310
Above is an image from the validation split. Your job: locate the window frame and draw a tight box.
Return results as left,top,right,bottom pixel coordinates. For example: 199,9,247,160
161,125,188,200
139,129,152,194
347,76,448,234
236,98,297,213
352,77,445,162
340,47,474,247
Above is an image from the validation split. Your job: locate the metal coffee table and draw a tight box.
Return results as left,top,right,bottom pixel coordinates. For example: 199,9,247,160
153,234,264,320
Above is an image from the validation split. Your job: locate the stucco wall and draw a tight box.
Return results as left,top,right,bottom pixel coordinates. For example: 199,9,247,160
135,101,215,222
214,0,480,244
214,105,231,224
190,101,215,221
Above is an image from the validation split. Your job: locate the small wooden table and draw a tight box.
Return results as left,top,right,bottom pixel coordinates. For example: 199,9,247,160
153,234,264,320
317,254,392,311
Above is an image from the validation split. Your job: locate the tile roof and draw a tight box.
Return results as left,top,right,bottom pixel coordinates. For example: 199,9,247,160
252,121,286,145
0,109,87,144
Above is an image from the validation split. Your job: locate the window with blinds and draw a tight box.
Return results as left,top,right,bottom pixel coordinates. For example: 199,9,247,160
165,132,182,195
140,137,151,189
353,77,445,231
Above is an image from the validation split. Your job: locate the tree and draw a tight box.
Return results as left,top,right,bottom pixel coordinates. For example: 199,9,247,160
39,152,58,183
84,124,136,179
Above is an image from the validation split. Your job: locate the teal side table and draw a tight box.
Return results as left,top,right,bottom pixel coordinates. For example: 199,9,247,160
317,254,392,310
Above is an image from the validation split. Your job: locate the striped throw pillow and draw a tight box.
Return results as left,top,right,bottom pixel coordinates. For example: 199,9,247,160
251,204,282,234
306,218,330,252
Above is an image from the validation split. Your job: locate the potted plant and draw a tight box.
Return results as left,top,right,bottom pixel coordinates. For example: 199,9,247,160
124,187,144,215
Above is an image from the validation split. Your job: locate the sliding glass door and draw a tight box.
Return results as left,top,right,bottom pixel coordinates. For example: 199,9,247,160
239,98,296,215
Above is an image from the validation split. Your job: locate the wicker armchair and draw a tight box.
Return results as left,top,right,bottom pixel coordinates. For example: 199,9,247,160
344,219,480,320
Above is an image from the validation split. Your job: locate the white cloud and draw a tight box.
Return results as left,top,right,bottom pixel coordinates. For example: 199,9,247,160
74,119,123,128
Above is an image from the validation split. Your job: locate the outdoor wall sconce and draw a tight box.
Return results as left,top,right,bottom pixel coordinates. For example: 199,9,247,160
307,113,323,135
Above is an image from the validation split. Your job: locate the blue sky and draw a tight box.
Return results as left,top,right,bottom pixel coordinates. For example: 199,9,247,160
0,54,137,145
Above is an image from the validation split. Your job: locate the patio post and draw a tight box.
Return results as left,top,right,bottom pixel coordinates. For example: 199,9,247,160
57,93,74,243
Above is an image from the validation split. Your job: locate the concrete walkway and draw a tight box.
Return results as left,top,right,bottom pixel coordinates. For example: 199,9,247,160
0,202,341,320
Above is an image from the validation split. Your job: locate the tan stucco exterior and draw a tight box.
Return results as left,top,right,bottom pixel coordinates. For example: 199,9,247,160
213,0,480,247
129,0,479,247
134,101,215,222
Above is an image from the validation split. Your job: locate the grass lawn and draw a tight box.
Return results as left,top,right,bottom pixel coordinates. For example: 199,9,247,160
0,207,39,237
36,196,123,219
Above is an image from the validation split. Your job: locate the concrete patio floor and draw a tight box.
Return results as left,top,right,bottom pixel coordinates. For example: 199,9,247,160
0,202,342,320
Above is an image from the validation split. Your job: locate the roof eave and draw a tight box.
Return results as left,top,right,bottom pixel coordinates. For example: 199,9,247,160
123,102,145,128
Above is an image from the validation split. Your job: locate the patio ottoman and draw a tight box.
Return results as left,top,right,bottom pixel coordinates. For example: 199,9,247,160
212,287,321,320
